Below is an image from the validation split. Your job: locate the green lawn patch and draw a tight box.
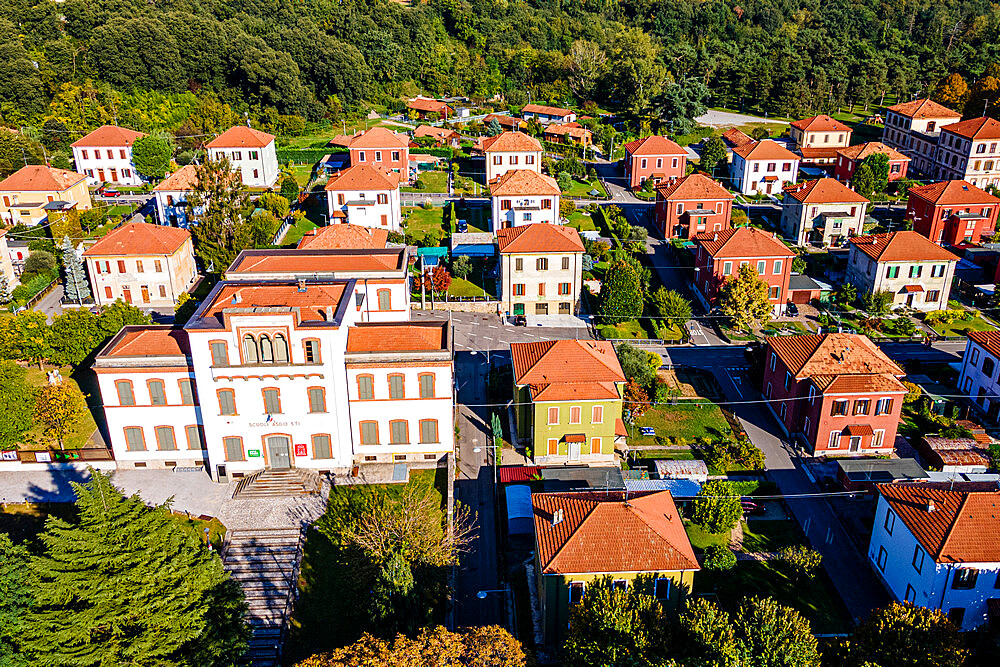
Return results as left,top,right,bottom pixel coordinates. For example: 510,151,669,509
927,317,997,337
403,206,446,241
447,277,487,298
630,403,731,448
561,179,607,198
598,319,647,339
565,210,597,231
684,520,730,552
19,366,99,451
281,216,318,248
286,469,448,662
740,520,804,553
695,560,852,633
404,170,449,193
286,164,316,186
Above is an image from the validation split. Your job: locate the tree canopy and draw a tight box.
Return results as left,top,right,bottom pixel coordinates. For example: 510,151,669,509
719,263,772,332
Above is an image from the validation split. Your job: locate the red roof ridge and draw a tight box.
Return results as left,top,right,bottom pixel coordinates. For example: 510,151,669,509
488,169,559,196
623,135,686,156
206,126,275,149
71,125,147,148
482,131,542,153
732,139,799,161
496,223,584,253
790,115,851,132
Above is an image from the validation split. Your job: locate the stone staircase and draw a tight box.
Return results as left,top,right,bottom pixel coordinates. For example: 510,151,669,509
223,528,304,667
233,469,323,499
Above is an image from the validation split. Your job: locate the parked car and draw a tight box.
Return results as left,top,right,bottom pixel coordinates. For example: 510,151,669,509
639,426,656,436
457,219,468,233
785,301,798,317
741,500,766,516
513,315,527,327
98,185,120,198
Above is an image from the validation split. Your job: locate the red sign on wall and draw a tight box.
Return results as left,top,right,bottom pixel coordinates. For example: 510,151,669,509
294,443,308,457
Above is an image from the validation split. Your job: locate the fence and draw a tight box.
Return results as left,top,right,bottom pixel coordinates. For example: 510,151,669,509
0,446,115,472
272,216,294,245
22,278,59,310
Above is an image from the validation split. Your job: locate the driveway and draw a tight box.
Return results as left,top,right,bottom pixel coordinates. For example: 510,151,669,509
695,109,790,128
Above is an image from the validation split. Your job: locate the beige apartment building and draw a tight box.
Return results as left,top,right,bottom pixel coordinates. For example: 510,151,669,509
789,115,853,165
0,165,92,226
846,231,959,312
497,224,584,317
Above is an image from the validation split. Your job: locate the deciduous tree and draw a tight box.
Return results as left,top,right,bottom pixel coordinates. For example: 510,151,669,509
0,361,35,448
692,480,742,533
862,289,894,316
49,309,103,366
649,287,691,324
733,596,820,667
2,311,52,368
33,381,87,449
933,73,970,110
719,262,772,332
851,603,966,667
189,156,253,273
623,379,651,422
701,136,727,176
451,255,472,279
131,134,173,179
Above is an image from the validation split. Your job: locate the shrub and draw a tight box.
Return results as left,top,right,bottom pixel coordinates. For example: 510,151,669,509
778,545,823,580
703,544,737,571
599,325,617,339
421,199,434,210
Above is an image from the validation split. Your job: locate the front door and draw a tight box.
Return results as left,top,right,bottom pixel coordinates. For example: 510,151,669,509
765,181,774,194
141,286,150,303
122,286,131,304
267,435,292,470
97,168,105,182
568,441,581,462
849,436,861,452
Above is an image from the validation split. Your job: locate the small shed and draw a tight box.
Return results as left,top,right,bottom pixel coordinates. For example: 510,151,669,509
654,459,709,483
541,465,624,492
416,246,448,267
788,273,824,304
451,232,496,258
836,458,929,492
917,436,991,473
505,484,533,536
623,478,703,498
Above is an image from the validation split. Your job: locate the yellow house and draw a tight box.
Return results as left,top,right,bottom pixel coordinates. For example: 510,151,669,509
0,165,92,226
532,490,699,645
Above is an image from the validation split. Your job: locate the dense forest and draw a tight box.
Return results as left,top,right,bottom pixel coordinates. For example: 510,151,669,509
2,0,1000,167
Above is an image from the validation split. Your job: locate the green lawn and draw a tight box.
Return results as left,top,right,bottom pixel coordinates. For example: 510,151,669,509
926,316,997,337
684,520,730,552
403,206,445,241
561,179,607,198
447,277,487,298
598,319,648,339
404,170,449,193
19,366,99,451
285,164,316,186
695,560,852,633
565,210,597,231
281,216,318,248
740,520,804,553
629,404,732,448
286,469,448,662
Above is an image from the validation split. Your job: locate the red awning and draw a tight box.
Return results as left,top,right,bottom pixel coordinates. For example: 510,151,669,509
843,424,875,437
498,466,542,484
902,284,924,293
762,176,779,182
564,434,586,443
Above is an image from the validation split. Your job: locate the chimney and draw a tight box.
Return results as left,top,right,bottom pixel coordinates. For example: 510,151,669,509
324,305,333,321
230,290,241,304
552,508,564,526
297,279,307,293
713,232,718,242
925,499,936,512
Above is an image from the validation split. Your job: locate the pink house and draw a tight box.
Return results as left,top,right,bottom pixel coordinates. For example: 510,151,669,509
623,135,687,190
835,142,910,183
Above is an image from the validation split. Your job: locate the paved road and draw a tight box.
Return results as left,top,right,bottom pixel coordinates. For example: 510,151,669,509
32,284,65,322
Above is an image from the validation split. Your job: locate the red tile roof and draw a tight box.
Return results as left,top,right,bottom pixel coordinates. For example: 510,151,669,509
346,322,447,353
544,124,592,140
837,141,909,162
790,115,851,132
768,333,904,379
655,173,734,201
967,330,1000,360
815,374,907,393
324,164,401,191
71,125,146,148
153,165,200,192
498,466,542,483
532,491,699,575
907,180,1000,207
483,114,527,131
878,483,1000,563
0,165,87,192
297,225,390,250
732,139,799,161
783,178,869,204
228,249,403,274
83,222,190,257
522,103,574,117
721,129,755,148
481,131,542,153
512,340,624,401
887,99,961,120
414,125,459,141
693,226,794,259
407,98,454,113
848,231,959,263
349,127,409,149
102,326,189,357
496,223,584,254
623,135,687,157
942,117,1000,140
204,282,349,322
206,126,274,149
488,169,559,196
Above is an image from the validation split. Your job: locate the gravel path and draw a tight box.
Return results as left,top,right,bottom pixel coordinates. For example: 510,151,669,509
695,109,790,128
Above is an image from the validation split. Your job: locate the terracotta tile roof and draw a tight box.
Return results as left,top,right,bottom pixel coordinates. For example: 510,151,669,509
522,103,574,117
767,333,904,379
512,340,624,403
407,98,453,113
0,165,87,192
842,423,875,437
297,225,390,250
615,418,628,437
414,125,459,141
483,114,526,130
544,124,592,140
623,135,686,157
967,330,1000,360
204,282,349,322
496,223,584,254
481,131,542,153
783,178,869,204
837,141,910,162
693,226,794,259
531,381,620,401
83,222,190,257
790,115,851,132
887,99,961,120
153,165,200,192
848,231,959,263
498,466,542,483
798,147,844,160
327,135,353,148
346,322,447,353
489,169,559,196
324,164,401,191
813,373,907,393
101,326,189,357
532,491,699,575
71,125,146,148
907,180,1000,207
721,129,755,148
732,139,799,161
348,127,409,149
877,483,1000,563
228,249,403,274
206,126,274,149
655,173,734,201
942,117,1000,140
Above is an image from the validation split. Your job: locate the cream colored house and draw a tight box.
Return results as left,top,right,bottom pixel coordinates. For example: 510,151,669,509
83,222,197,308
482,131,543,182
0,165,92,226
497,223,584,317
846,231,959,311
780,178,870,247
0,229,15,294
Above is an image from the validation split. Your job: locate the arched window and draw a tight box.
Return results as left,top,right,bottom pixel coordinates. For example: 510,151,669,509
243,335,258,363
274,334,289,363
259,335,273,363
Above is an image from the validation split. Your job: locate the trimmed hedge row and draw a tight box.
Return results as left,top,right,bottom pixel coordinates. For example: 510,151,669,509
276,147,347,164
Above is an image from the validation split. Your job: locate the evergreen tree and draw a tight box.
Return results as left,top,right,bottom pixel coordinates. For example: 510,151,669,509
487,118,502,136
131,134,173,179
21,470,250,667
0,534,32,667
189,156,253,273
701,136,727,176
597,257,643,325
62,236,91,304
